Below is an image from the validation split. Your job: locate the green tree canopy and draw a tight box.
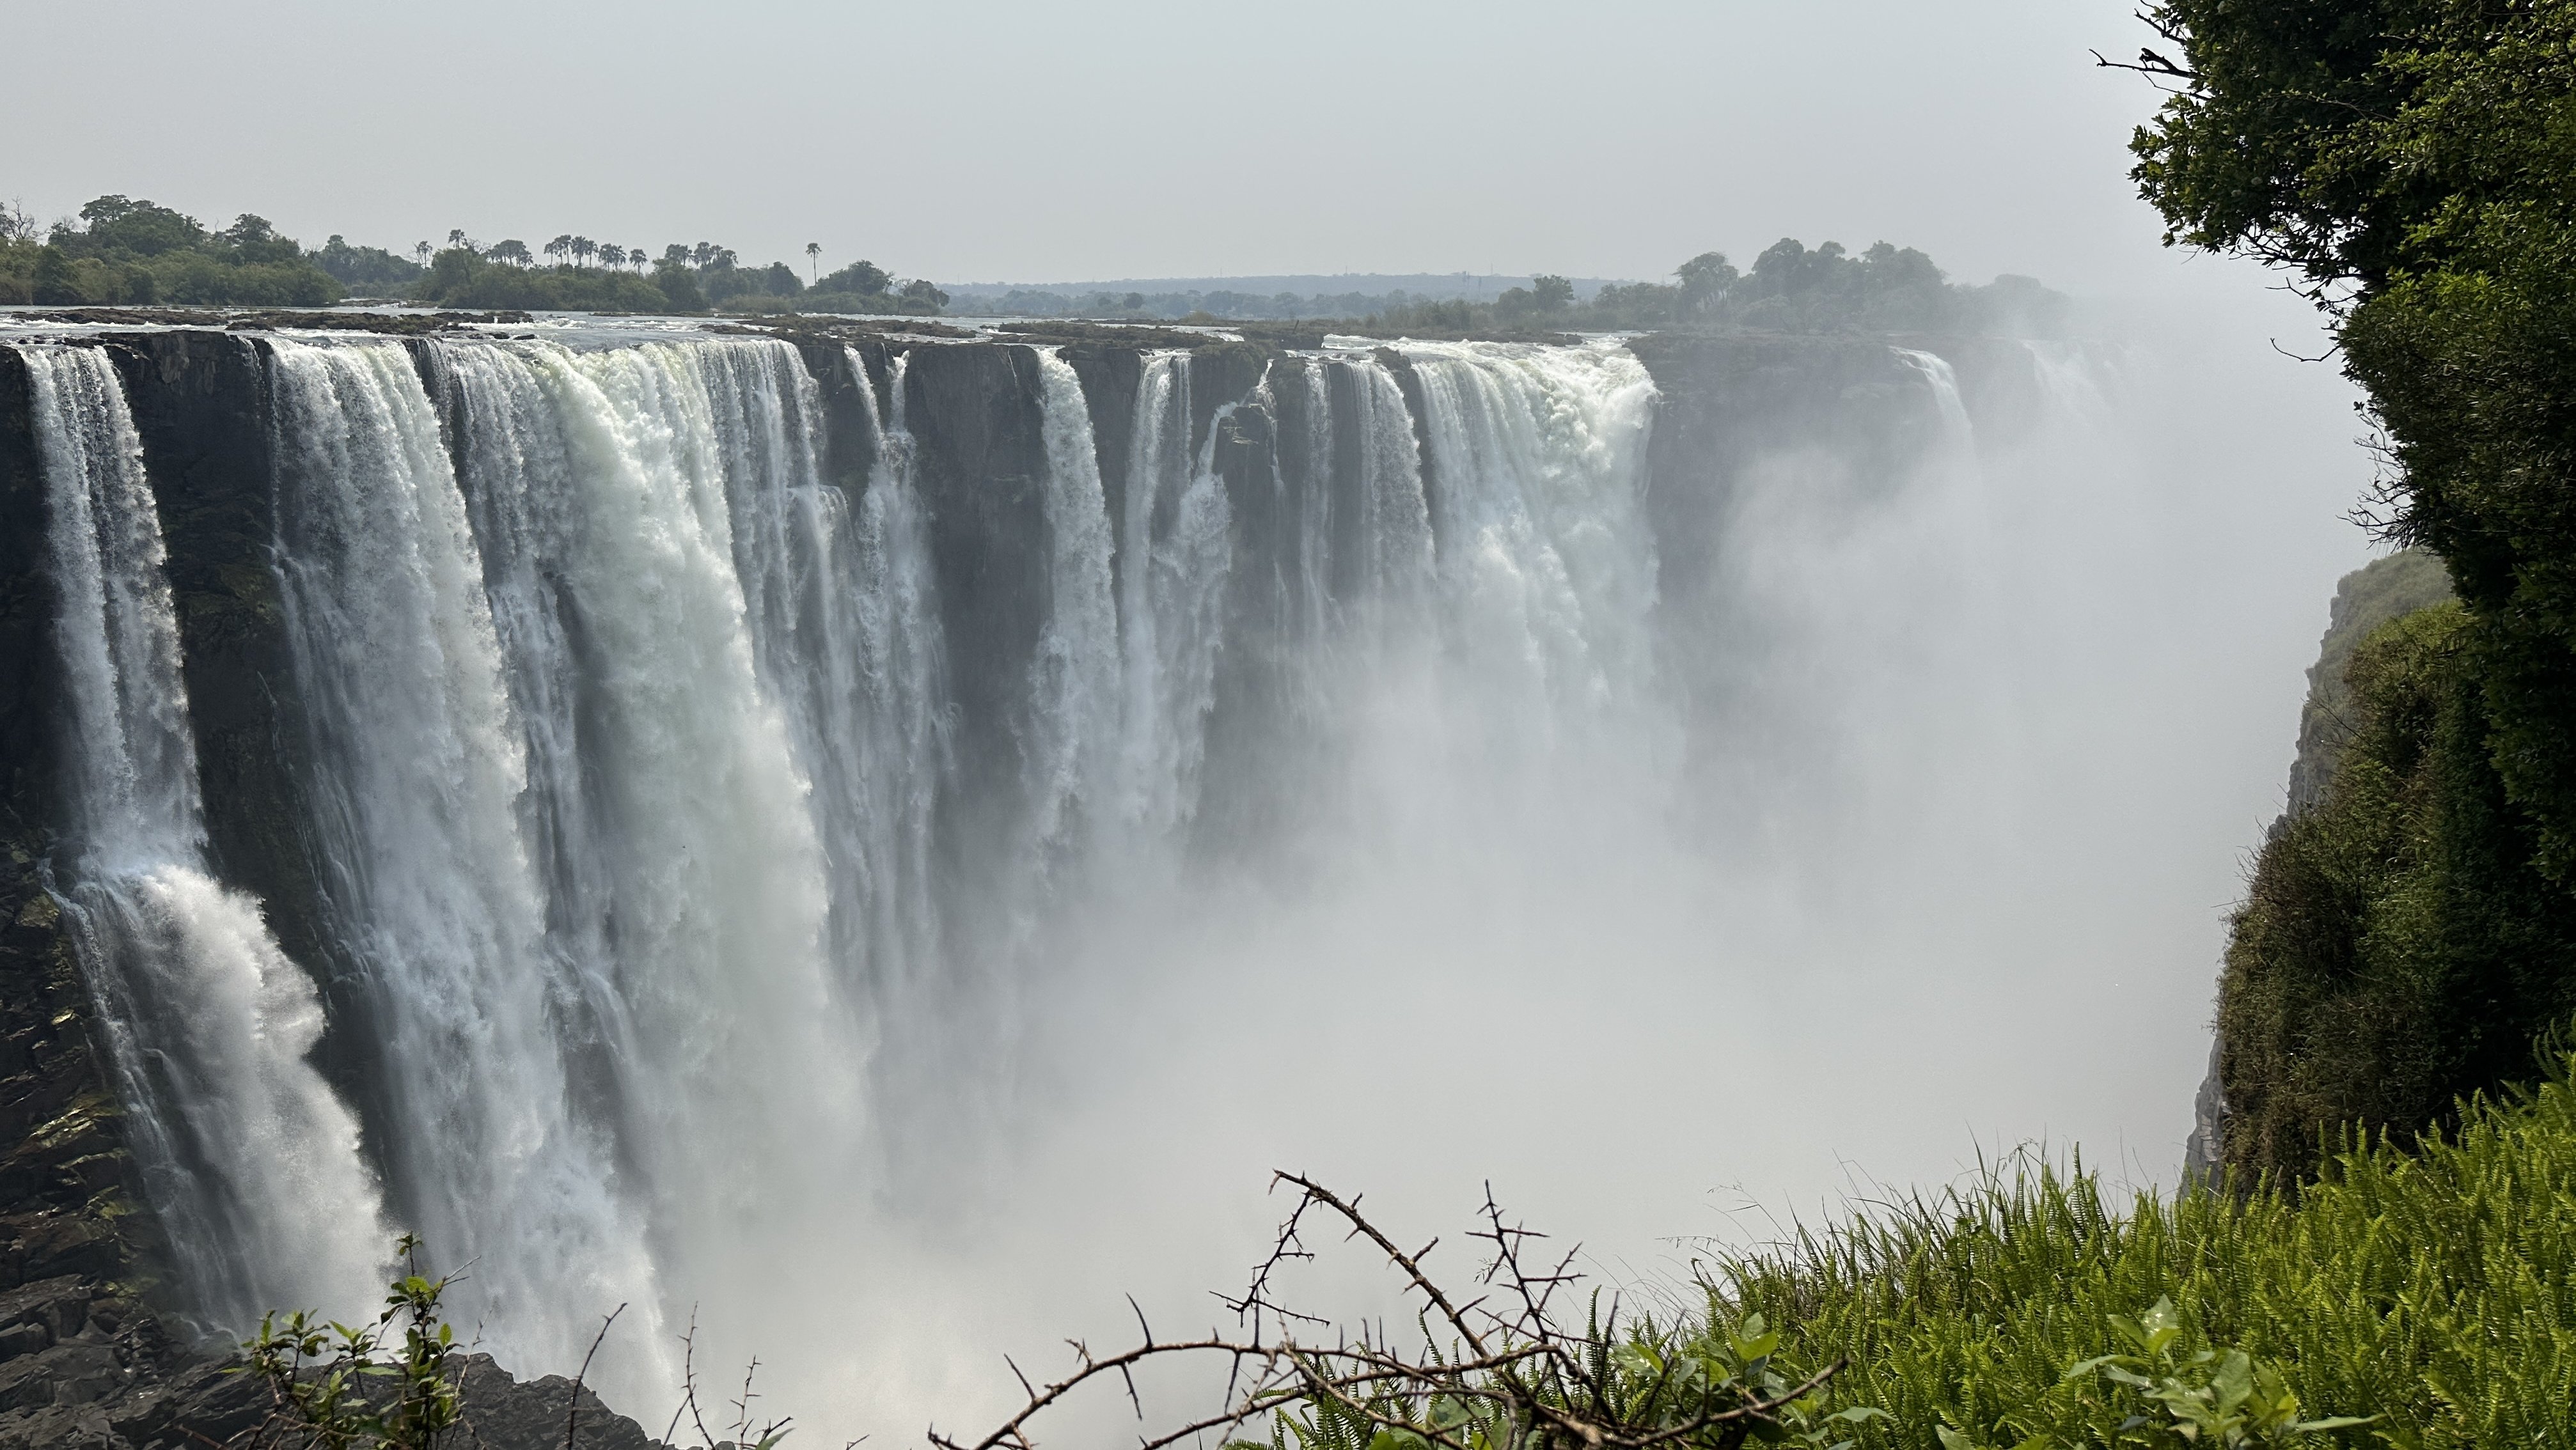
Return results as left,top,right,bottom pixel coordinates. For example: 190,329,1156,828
817,258,891,296
5,193,341,306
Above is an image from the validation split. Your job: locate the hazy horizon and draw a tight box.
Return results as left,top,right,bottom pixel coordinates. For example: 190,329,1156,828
8,2,2268,308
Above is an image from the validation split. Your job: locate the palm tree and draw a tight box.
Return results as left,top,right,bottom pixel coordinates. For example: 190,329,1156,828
692,242,714,270
571,237,597,269
806,242,821,283
546,234,573,267
413,241,432,269
600,244,627,270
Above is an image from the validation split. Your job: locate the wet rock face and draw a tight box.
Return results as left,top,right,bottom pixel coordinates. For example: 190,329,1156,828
886,340,1056,889
0,847,150,1299
0,349,56,829
0,1334,670,1449
0,847,205,1450
0,1285,253,1449
449,1354,668,1450
102,334,326,983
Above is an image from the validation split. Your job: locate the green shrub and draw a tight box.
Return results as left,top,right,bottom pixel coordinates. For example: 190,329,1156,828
241,1236,465,1449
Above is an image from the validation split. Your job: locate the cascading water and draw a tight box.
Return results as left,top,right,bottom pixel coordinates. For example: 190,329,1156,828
1340,354,1436,615
1025,347,1122,875
13,324,1670,1397
1294,358,1339,648
836,348,951,1006
1397,339,1661,752
22,341,389,1332
1896,347,1975,440
265,336,663,1381
1113,354,1236,841
414,337,867,1384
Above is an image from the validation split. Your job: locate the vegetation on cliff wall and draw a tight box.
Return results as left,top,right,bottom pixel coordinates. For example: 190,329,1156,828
2221,600,2576,1176
2133,0,2576,1174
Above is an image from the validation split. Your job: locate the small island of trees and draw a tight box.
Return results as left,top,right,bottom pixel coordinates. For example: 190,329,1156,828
0,193,948,318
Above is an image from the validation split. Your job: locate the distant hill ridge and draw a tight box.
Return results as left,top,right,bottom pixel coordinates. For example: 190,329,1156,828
939,273,1635,300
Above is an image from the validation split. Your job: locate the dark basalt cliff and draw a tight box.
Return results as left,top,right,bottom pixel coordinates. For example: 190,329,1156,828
2179,549,2458,1178
0,320,2046,1442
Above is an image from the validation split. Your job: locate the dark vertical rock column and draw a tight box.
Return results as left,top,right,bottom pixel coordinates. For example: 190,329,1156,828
796,338,890,497
1060,343,1145,608
0,348,60,834
104,333,381,1146
1374,348,1439,534
105,334,327,986
1193,358,1308,859
896,342,1054,907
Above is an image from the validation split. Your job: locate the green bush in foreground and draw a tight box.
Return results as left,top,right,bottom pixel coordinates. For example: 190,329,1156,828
1709,1037,2576,1448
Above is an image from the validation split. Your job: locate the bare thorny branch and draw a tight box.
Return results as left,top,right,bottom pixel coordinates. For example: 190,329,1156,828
929,1171,1847,1450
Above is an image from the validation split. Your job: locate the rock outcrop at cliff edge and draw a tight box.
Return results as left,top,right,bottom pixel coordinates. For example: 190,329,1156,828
2182,549,2454,1178
0,1334,668,1449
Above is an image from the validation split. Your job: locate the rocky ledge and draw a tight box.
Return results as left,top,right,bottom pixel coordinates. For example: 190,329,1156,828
0,1270,663,1449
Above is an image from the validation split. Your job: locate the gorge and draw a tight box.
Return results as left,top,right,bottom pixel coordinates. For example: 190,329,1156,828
0,313,2354,1440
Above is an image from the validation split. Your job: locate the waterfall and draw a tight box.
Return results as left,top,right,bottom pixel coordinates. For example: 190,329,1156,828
2022,340,2112,421
1115,354,1189,834
1296,357,1337,645
1025,347,1120,873
418,338,862,1327
1337,352,1435,618
839,348,951,1005
1896,347,1975,440
1398,339,1659,730
11,323,1693,1430
265,336,662,1378
1,310,2274,1450
1113,355,1236,839
22,341,389,1330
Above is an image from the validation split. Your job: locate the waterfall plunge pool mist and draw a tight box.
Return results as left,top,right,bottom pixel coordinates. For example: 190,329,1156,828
0,309,2370,1439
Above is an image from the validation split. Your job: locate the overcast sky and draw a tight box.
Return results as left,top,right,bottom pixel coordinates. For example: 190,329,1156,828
5,1,2256,297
